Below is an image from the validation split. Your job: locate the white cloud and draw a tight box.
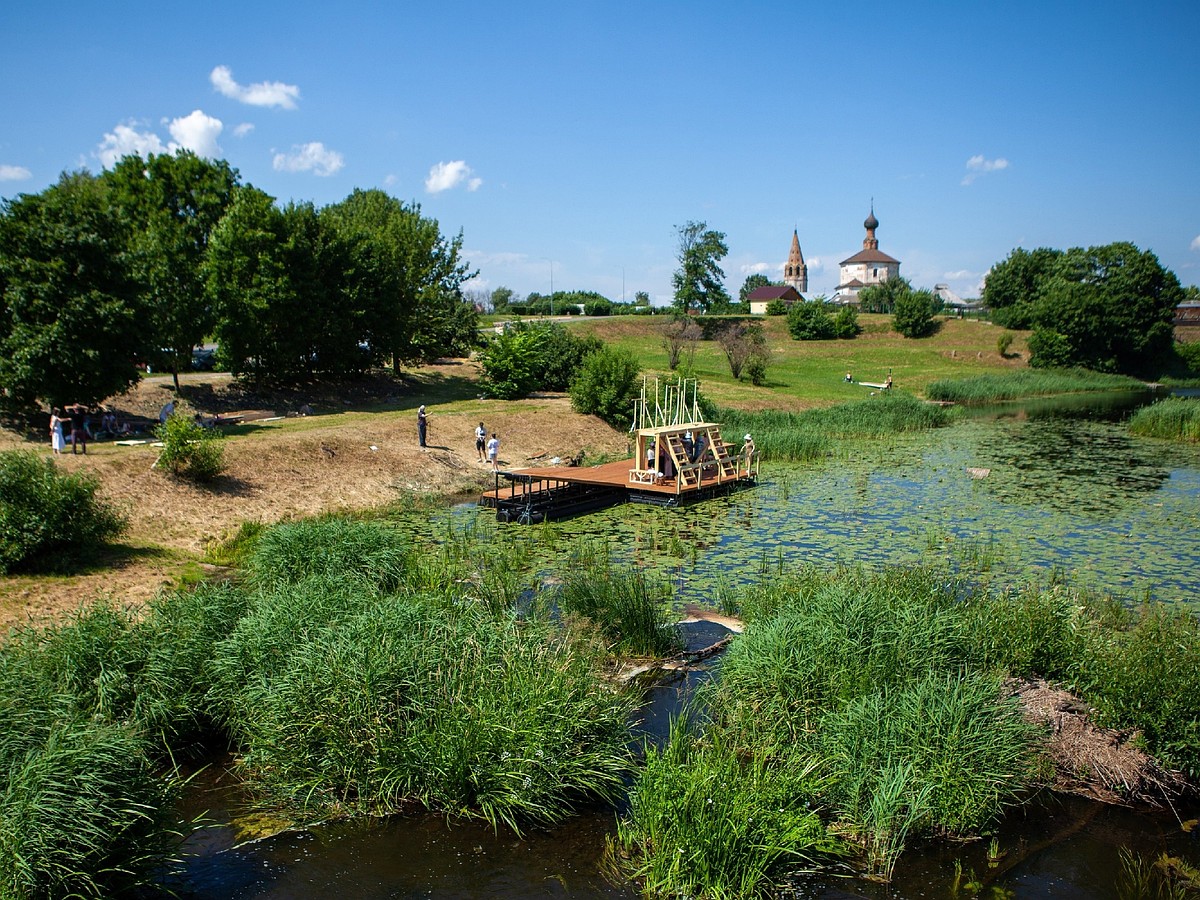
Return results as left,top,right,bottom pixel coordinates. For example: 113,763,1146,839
0,164,32,181
272,142,345,176
232,122,255,138
1191,235,1200,251
425,160,482,193
167,110,223,158
942,269,978,280
739,262,775,277
95,110,225,167
210,65,299,109
96,123,168,167
962,154,1010,185
383,173,399,188
807,256,824,271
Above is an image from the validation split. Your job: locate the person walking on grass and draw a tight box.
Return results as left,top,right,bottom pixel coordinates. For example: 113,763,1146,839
475,421,486,461
417,405,428,448
486,433,499,470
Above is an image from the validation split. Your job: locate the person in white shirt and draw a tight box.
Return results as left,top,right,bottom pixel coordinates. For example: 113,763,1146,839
486,433,500,470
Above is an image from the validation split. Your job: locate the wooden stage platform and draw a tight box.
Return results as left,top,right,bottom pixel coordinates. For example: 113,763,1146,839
479,456,757,524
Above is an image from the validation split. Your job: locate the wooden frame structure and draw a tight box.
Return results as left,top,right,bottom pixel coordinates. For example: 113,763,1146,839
480,377,758,524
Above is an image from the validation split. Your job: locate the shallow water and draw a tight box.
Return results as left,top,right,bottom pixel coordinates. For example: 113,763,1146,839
172,396,1200,897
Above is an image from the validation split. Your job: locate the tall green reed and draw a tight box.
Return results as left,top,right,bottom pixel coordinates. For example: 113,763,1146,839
925,369,1144,403
615,708,838,899
556,548,683,657
1128,396,1200,442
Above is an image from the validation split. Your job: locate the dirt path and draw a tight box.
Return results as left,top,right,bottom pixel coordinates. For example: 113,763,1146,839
0,366,628,630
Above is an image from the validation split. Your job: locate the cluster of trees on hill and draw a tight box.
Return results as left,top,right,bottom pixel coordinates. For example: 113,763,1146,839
982,242,1183,374
0,151,478,411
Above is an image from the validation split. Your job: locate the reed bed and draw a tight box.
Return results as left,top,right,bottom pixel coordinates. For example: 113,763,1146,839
244,516,413,590
717,394,949,462
1128,396,1200,442
615,710,838,899
209,587,637,829
0,605,180,899
616,565,1043,894
556,550,682,657
925,369,1145,403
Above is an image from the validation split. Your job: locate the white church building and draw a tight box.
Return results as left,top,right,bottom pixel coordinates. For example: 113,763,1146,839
832,207,901,305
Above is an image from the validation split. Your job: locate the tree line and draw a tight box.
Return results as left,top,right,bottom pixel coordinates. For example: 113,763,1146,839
0,151,479,411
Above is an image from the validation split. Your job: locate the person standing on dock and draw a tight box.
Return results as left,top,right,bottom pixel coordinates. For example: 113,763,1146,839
741,433,756,474
417,405,428,448
487,433,499,470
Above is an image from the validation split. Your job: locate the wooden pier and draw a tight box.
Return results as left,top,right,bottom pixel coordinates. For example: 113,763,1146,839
480,377,758,524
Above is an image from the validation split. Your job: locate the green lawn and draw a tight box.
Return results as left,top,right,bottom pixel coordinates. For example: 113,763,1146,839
569,314,1030,410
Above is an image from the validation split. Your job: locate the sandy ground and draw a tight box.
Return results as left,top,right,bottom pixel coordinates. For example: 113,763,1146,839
0,363,627,629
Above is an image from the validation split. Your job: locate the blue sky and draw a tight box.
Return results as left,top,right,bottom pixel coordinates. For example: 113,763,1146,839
2,1,1197,304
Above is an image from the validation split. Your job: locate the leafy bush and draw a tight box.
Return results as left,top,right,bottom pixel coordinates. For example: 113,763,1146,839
0,450,125,573
893,288,938,338
568,345,641,429
787,300,836,340
832,305,861,338
997,330,1015,357
764,299,788,315
478,321,601,399
154,415,225,481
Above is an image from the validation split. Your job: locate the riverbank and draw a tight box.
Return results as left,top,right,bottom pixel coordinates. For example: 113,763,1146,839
0,362,627,629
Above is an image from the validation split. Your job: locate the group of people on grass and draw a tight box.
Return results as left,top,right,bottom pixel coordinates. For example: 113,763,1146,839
48,405,132,455
418,407,499,469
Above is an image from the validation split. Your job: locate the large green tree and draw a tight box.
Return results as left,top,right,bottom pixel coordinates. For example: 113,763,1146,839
980,247,1064,329
203,186,292,381
857,276,913,315
323,189,478,369
672,221,731,314
1027,242,1182,373
738,273,773,305
893,288,938,338
105,152,240,390
0,172,148,409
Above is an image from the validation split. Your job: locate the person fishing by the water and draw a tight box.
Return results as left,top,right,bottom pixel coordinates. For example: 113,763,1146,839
417,405,428,448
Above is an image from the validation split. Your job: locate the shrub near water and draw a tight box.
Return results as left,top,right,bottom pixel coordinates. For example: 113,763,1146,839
0,450,125,573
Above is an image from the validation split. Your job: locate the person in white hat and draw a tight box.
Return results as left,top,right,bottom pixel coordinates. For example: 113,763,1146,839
741,433,756,472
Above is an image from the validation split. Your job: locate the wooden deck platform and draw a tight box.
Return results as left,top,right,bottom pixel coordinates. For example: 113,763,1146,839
480,456,756,524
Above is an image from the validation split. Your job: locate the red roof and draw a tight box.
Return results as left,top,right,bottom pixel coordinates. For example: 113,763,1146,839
747,285,802,302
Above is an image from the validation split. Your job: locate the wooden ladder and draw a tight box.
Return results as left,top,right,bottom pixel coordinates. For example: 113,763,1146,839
708,432,740,478
666,433,700,486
